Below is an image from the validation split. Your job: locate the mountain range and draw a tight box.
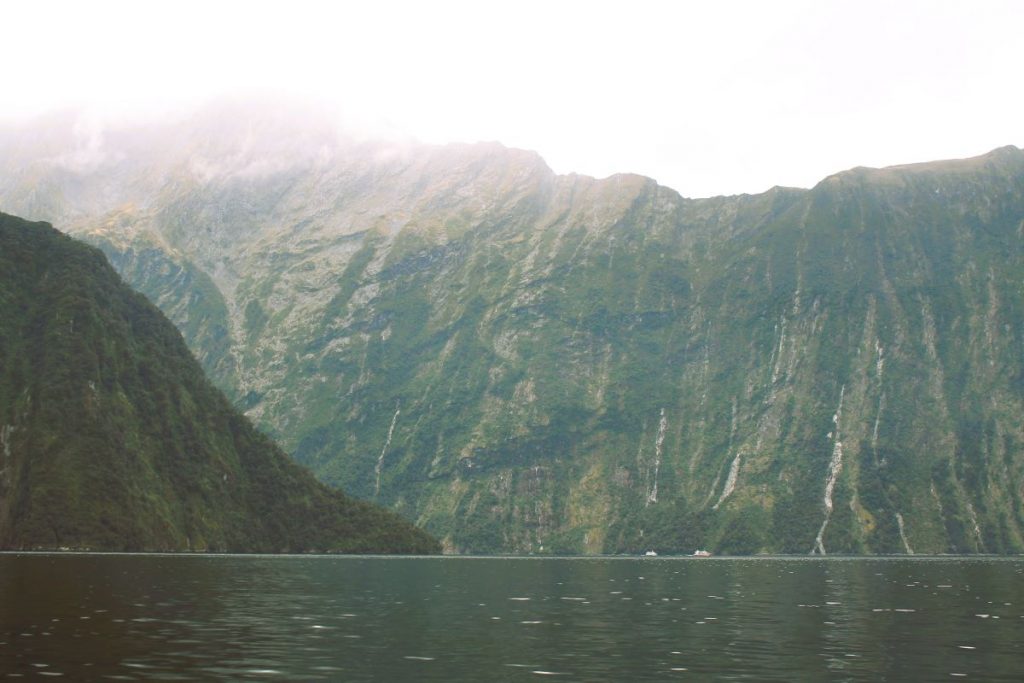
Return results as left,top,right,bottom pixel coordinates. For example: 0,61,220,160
2,103,1023,554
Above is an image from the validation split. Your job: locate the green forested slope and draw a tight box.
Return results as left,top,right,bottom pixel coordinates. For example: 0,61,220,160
0,212,438,553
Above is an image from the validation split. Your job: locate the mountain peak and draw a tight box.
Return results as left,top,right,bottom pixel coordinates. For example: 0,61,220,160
814,145,1024,192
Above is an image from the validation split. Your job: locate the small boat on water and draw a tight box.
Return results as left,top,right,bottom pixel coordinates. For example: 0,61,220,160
644,550,658,557
692,549,711,557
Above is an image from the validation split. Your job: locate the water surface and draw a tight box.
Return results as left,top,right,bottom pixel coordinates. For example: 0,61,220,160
1,554,1022,680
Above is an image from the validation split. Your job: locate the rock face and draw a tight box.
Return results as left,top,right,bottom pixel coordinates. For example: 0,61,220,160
0,211,439,553
2,106,1023,554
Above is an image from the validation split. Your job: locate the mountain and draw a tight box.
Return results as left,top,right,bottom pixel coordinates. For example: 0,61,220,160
2,105,1023,554
0,211,439,553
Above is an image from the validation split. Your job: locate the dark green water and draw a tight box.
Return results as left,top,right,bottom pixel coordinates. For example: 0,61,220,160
1,555,1022,680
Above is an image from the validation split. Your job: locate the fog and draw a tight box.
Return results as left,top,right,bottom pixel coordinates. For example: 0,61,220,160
3,0,1022,197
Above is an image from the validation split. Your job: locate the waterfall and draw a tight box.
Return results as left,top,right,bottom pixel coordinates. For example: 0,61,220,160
812,385,845,555
646,409,667,506
375,403,401,498
713,452,742,510
896,512,914,555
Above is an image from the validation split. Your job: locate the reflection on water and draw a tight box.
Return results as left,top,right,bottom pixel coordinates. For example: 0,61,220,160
1,555,1022,680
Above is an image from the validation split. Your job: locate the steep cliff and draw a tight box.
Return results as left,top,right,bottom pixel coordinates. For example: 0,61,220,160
2,107,1022,554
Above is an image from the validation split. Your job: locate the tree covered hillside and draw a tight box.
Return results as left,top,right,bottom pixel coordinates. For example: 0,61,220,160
0,212,438,553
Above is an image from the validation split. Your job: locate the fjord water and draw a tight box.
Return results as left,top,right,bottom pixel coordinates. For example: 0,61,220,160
1,555,1022,680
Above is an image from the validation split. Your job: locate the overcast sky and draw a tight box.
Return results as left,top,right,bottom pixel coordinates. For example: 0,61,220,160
4,0,1022,197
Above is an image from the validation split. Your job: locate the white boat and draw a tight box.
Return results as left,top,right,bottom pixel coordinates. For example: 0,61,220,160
692,549,711,557
644,550,658,557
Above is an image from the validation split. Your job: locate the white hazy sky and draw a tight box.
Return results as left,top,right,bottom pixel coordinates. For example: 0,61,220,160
3,0,1022,197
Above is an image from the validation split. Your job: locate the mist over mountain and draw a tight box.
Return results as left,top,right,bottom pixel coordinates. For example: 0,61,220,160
2,105,1023,554
0,211,439,553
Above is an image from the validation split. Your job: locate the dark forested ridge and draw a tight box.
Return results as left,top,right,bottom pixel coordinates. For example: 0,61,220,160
0,212,438,553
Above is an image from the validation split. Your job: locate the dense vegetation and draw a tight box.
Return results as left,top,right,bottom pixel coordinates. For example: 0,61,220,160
0,213,439,553
2,108,1023,554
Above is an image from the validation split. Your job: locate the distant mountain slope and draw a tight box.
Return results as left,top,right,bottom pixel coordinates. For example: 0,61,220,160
0,212,438,553
2,106,1023,555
